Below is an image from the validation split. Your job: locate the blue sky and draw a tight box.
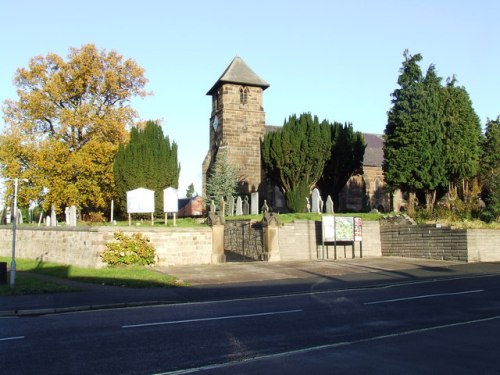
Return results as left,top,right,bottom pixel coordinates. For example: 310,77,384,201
1,0,499,198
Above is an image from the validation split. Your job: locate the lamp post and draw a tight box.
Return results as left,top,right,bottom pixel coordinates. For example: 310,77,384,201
9,178,28,288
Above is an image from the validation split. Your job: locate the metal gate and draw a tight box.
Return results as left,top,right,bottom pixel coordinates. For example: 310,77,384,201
224,220,266,261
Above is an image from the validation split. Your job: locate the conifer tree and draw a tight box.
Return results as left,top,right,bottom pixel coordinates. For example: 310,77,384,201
205,151,237,210
113,120,180,216
481,117,500,221
442,77,482,199
318,122,365,210
262,113,331,212
383,51,447,214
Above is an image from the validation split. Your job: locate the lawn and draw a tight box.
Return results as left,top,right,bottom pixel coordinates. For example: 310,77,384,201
0,257,184,296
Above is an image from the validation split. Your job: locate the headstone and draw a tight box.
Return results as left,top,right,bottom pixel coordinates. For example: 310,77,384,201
228,196,235,216
69,205,77,226
251,192,259,215
50,204,57,226
235,196,243,216
243,196,250,215
306,197,311,213
65,207,70,226
311,188,321,213
220,198,225,216
274,186,285,210
210,200,216,213
45,216,51,226
326,195,334,214
319,197,324,213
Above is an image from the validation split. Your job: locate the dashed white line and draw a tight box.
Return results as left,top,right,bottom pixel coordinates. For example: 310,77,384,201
122,309,303,329
0,336,25,342
364,289,484,305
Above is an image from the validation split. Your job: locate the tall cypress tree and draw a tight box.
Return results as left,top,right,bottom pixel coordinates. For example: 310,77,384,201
317,122,365,210
481,117,500,221
113,121,180,216
442,77,482,199
384,51,447,214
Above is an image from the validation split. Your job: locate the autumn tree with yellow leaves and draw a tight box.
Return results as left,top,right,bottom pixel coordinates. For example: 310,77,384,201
0,44,149,215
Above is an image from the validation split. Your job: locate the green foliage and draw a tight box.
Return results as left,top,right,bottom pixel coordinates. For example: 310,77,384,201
480,117,500,221
285,179,311,212
113,120,180,216
318,122,366,210
384,51,448,214
86,211,106,224
443,77,482,194
262,113,331,211
186,183,195,198
205,151,238,210
102,232,156,266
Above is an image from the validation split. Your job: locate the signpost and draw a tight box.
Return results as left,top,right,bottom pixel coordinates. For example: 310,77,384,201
321,215,363,260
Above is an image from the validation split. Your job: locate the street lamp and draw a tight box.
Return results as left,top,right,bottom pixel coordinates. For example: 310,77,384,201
8,178,28,288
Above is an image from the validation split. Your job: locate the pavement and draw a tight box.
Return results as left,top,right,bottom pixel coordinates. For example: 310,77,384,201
2,257,500,317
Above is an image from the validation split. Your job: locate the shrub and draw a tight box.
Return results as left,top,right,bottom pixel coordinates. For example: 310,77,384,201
87,211,106,224
102,232,156,266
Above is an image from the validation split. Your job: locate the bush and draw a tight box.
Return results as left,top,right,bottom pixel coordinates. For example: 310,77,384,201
102,232,156,266
87,211,106,224
285,180,311,213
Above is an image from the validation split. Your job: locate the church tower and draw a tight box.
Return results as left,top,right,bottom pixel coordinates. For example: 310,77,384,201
203,57,269,195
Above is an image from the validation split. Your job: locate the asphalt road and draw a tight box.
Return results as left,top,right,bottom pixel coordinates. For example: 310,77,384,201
2,270,500,374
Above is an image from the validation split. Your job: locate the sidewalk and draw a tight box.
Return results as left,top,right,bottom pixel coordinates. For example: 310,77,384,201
1,257,498,317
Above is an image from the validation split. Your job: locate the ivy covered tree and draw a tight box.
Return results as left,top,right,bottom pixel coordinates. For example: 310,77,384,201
262,113,331,212
113,120,180,216
205,151,238,210
480,117,500,221
383,51,447,215
442,77,482,200
0,44,148,214
317,122,365,210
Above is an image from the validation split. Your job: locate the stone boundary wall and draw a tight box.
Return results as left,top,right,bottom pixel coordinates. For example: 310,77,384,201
467,229,500,262
0,226,213,268
380,224,468,261
277,220,382,261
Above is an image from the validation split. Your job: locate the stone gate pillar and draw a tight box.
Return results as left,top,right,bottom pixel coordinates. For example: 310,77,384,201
208,212,226,263
263,212,280,262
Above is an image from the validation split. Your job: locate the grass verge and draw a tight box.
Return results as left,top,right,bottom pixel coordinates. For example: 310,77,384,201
0,257,184,296
0,273,80,296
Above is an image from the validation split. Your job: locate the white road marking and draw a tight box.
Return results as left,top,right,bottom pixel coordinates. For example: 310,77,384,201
122,309,303,329
364,289,484,305
157,314,500,375
0,336,25,342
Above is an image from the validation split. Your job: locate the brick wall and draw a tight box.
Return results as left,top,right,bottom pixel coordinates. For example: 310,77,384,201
380,224,468,261
0,226,213,268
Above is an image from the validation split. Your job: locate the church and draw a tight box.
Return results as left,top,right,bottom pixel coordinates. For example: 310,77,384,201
202,57,393,213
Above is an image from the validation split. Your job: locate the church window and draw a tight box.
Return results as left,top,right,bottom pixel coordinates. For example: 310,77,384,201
240,86,249,105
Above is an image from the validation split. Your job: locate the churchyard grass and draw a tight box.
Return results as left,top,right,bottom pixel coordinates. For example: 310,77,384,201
0,257,184,296
226,212,382,224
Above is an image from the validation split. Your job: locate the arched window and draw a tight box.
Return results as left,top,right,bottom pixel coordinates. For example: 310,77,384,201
239,86,249,105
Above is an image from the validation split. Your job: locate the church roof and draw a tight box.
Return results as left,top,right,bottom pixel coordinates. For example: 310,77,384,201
363,133,384,167
207,56,270,95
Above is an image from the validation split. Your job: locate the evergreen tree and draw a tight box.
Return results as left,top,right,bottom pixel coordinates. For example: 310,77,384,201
205,151,238,210
480,117,500,221
318,122,365,210
442,77,482,200
186,183,195,198
262,113,331,212
113,121,180,216
383,51,447,215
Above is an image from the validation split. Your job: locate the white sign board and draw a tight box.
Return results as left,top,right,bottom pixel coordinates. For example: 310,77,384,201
322,215,335,242
163,187,178,213
127,188,155,214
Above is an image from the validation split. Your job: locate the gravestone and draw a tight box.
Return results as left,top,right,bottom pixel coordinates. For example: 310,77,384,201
319,197,324,213
228,196,235,216
243,196,250,215
306,197,311,213
69,205,77,226
311,188,321,213
326,195,334,213
50,205,57,226
210,200,216,213
261,200,269,213
251,192,259,215
235,196,243,216
65,207,70,226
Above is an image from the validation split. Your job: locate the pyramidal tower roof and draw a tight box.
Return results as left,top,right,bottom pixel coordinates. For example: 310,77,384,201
207,56,270,95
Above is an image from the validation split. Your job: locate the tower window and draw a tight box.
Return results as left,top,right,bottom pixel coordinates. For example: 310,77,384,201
240,86,249,105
